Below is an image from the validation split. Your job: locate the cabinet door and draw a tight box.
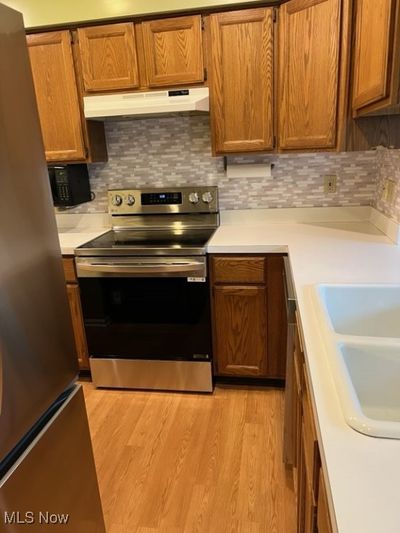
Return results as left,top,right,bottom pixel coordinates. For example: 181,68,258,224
352,0,399,115
78,23,139,92
213,285,268,376
209,8,274,154
66,284,90,370
279,0,342,150
141,15,204,87
27,31,86,162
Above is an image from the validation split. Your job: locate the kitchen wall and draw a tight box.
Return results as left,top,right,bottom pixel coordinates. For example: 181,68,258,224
374,148,400,223
66,115,378,214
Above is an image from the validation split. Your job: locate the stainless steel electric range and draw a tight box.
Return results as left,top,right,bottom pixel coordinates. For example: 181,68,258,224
75,186,219,392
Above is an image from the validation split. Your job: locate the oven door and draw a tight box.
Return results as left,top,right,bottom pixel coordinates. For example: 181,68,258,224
76,257,212,391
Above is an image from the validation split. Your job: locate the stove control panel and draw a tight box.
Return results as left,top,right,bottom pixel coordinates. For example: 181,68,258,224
108,187,218,215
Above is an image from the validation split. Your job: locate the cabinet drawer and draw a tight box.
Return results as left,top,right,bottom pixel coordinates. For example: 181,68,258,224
212,256,266,284
63,257,77,283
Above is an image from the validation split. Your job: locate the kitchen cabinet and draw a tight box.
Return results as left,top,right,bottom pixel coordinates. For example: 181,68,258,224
77,23,139,92
351,0,400,116
279,0,350,151
63,258,90,371
209,8,275,154
213,284,268,376
27,31,107,163
285,317,334,532
211,255,287,379
141,15,204,88
317,470,334,533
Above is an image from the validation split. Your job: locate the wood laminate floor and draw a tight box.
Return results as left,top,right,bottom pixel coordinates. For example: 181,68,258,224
82,383,296,533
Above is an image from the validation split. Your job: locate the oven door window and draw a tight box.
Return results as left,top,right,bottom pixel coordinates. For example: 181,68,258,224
79,277,211,361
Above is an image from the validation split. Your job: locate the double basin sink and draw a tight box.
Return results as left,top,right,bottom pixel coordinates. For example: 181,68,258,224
313,284,400,439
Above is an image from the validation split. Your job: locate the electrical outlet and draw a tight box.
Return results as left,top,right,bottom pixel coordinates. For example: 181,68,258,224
382,179,396,204
324,175,337,194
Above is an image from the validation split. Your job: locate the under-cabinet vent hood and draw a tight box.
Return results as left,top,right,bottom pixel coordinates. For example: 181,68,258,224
84,88,209,120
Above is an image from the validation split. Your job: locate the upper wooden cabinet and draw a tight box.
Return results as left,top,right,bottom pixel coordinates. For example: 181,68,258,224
209,8,275,154
141,15,204,87
77,23,139,92
27,31,86,162
352,0,400,116
27,31,107,163
279,0,350,151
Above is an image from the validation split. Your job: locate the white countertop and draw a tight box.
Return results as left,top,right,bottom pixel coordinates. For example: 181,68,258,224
56,213,110,255
57,206,400,532
208,208,400,533
58,230,109,255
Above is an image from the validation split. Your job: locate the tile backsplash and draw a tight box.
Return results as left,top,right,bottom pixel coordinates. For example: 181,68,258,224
374,147,400,222
65,115,379,214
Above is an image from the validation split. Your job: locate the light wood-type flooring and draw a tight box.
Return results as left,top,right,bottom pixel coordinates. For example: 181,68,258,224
82,382,296,533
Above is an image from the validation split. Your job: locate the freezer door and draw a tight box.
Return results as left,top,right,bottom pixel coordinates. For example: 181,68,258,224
0,385,105,532
0,3,78,462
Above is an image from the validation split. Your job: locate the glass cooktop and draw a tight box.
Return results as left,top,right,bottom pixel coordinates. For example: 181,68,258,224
75,228,216,257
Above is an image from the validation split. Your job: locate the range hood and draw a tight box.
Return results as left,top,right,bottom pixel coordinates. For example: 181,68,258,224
84,87,209,120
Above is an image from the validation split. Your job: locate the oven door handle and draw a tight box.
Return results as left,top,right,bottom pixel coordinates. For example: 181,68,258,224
76,260,207,278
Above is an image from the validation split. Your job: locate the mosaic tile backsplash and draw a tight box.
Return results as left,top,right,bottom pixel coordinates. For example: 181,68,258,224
65,115,379,214
374,147,400,222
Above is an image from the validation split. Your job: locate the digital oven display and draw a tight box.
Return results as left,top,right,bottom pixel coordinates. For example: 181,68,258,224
141,192,182,205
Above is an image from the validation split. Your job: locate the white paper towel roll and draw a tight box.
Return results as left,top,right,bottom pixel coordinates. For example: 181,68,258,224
225,163,272,179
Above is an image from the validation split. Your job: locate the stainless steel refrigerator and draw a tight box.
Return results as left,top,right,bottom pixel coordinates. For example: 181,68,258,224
0,4,105,532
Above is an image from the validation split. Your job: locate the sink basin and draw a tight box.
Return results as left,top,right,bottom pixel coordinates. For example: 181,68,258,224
312,284,400,438
337,342,400,438
316,284,400,338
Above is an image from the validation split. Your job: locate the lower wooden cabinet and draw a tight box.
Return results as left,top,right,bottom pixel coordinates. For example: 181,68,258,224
211,254,287,379
63,257,90,371
317,470,333,533
213,284,268,376
286,319,334,533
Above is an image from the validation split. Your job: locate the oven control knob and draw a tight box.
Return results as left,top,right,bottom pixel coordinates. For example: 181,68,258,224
202,191,213,204
112,195,123,207
189,192,199,204
126,194,135,206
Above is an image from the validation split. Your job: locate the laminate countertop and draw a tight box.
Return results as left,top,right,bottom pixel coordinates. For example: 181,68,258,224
56,213,110,255
57,206,400,532
208,206,400,533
